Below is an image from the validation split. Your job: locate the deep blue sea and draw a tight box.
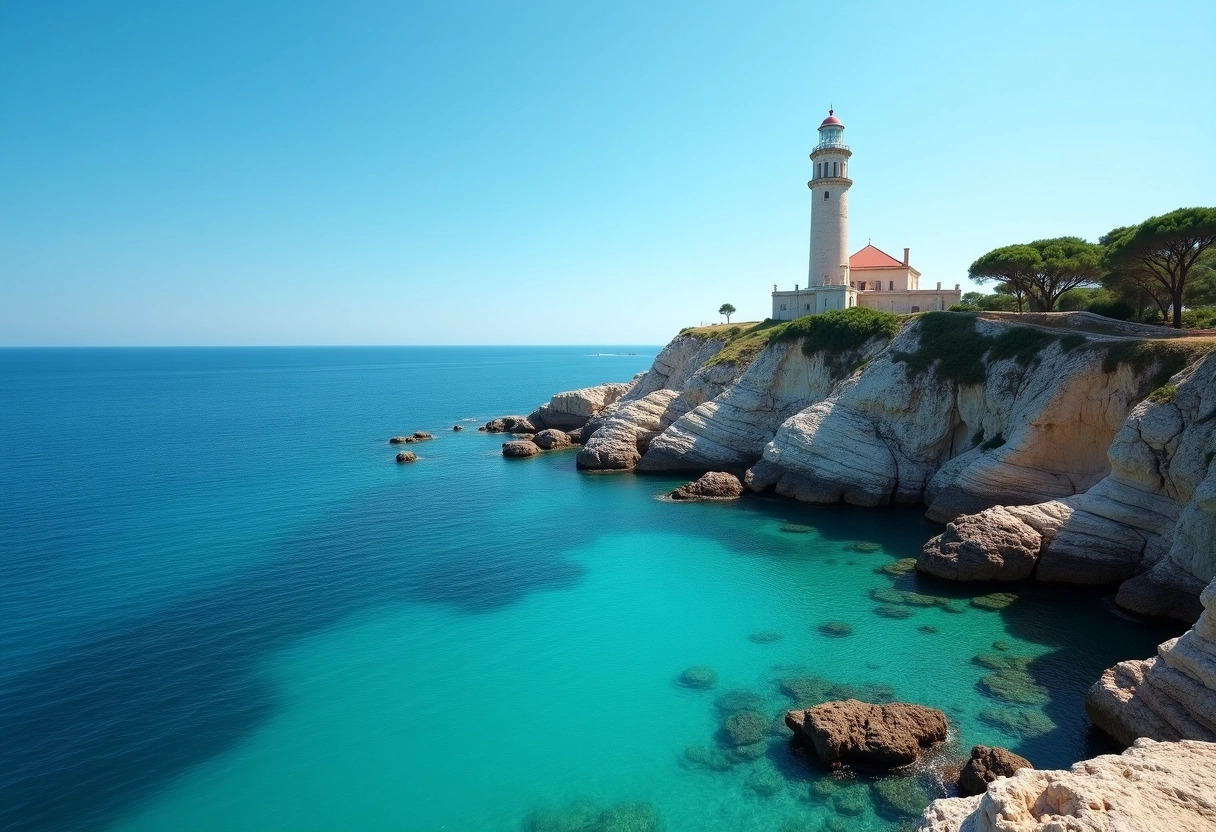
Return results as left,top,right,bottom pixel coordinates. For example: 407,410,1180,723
0,347,1180,832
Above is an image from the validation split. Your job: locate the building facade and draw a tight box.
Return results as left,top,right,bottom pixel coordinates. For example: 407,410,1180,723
772,110,960,321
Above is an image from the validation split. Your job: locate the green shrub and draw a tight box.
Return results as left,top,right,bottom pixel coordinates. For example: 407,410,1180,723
988,326,1059,366
1058,333,1087,351
1183,307,1216,330
1148,384,1178,403
891,312,992,385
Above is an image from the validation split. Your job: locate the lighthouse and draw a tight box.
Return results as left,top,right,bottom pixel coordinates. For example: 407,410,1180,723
770,110,961,320
808,109,852,288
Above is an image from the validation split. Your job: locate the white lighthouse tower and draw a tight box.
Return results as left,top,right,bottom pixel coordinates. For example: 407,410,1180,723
807,109,852,290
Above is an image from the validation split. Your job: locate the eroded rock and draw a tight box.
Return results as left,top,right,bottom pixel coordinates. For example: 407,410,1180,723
917,738,1216,832
956,745,1032,797
668,471,744,501
785,699,949,769
532,429,572,450
501,440,541,458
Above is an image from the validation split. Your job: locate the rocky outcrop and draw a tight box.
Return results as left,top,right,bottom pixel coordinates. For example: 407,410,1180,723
395,451,417,463
639,334,888,474
577,389,680,471
529,382,632,430
501,440,541,458
916,350,1216,619
669,471,744,501
483,416,537,434
917,738,1216,832
918,502,1073,581
532,429,572,450
749,316,1179,517
1086,576,1216,746
785,699,949,769
956,745,1032,797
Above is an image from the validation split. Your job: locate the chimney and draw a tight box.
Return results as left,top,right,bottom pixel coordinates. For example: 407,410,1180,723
795,284,799,291
903,248,910,266
955,284,960,291
936,282,941,290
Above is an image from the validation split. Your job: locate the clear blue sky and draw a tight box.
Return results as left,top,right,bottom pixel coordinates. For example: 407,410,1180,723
2,1,1213,345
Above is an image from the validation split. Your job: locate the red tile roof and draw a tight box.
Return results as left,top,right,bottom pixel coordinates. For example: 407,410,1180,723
849,244,905,270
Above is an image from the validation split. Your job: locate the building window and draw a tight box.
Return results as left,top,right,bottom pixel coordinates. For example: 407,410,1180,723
780,304,786,311
832,161,838,177
911,305,920,313
889,281,894,291
824,191,829,200
805,303,810,310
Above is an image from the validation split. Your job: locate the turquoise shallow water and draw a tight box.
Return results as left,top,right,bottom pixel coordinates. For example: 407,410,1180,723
0,347,1181,832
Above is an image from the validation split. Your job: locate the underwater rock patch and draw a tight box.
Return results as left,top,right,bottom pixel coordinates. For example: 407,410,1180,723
748,631,783,643
676,665,718,689
852,541,882,553
970,592,1018,611
744,762,785,798
978,667,1050,706
781,523,815,534
681,745,734,772
875,605,915,619
721,710,768,746
877,558,919,577
818,621,854,637
978,707,1056,739
918,625,940,634
715,689,767,714
830,784,871,816
871,776,934,819
523,798,660,832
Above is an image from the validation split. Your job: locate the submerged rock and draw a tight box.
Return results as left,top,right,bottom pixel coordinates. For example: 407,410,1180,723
877,558,918,577
786,699,949,769
681,745,733,772
818,621,854,637
502,440,542,458
978,707,1055,740
668,471,744,501
970,592,1018,611
978,666,1050,706
743,762,785,798
917,738,1216,832
676,665,718,690
830,784,871,816
780,523,815,534
523,798,660,832
714,689,767,714
720,710,768,746
852,541,882,553
872,776,934,819
956,745,1033,797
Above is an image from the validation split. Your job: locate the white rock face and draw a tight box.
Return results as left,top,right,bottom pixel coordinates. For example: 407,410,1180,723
749,317,1155,515
531,382,632,429
1086,577,1216,745
576,389,680,471
639,336,883,473
917,738,1216,832
914,351,1216,619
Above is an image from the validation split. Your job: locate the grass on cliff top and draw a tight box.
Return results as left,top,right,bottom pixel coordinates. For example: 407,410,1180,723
692,308,903,377
892,311,1216,388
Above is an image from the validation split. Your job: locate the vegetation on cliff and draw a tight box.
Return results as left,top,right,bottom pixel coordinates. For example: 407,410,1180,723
682,308,902,378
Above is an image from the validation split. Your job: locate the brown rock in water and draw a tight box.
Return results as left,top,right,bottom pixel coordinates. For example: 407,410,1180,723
502,440,541,458
484,416,536,434
669,471,744,501
785,699,948,769
411,431,434,441
532,428,572,450
566,427,584,445
452,425,463,431
388,436,409,444
395,451,417,463
917,507,1050,582
957,745,1033,797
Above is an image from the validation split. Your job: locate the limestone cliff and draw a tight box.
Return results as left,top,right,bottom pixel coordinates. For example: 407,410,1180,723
917,738,1216,832
1085,576,1216,745
919,347,1216,620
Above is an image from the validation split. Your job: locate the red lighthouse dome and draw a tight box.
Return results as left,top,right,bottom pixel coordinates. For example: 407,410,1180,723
819,109,843,128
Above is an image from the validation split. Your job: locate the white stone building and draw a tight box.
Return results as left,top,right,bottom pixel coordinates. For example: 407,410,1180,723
772,110,960,321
